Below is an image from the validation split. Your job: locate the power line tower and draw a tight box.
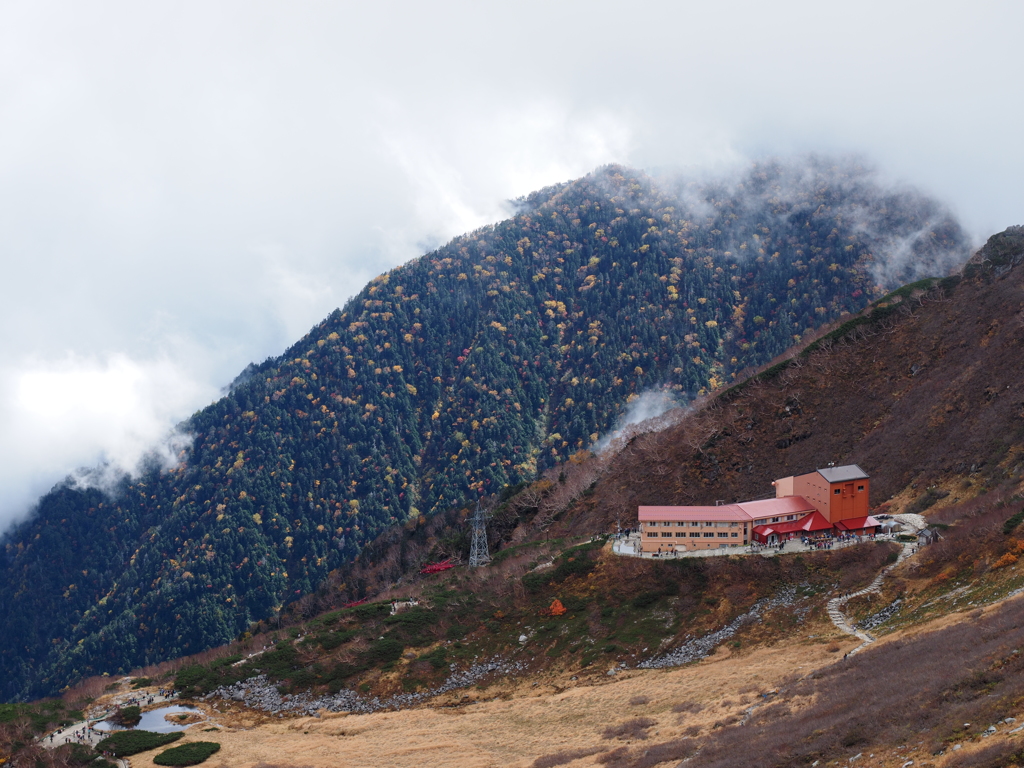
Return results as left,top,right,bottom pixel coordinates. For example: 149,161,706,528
468,503,491,568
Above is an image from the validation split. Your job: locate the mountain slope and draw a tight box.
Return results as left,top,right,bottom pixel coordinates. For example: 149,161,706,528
0,159,968,701
546,226,1024,535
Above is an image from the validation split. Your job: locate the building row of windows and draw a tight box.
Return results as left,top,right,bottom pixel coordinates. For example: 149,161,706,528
646,521,742,528
649,531,740,538
753,514,802,525
835,485,867,494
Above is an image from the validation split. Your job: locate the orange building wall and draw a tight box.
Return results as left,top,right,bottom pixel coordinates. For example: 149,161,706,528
793,473,830,517
827,478,870,522
774,476,795,498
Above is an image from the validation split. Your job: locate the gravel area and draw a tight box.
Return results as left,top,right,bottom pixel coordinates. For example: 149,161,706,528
211,657,526,715
637,586,797,670
858,598,903,630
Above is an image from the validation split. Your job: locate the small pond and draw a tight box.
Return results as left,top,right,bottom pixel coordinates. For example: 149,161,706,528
95,705,201,733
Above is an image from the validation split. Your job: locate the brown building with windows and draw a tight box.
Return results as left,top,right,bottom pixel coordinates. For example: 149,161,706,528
637,464,878,552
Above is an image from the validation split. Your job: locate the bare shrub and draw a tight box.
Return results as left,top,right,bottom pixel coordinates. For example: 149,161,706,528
628,695,650,706
691,597,1024,767
945,741,1024,768
592,738,697,768
671,701,703,714
826,642,841,653
531,746,606,768
595,747,630,764
627,738,697,768
601,717,656,741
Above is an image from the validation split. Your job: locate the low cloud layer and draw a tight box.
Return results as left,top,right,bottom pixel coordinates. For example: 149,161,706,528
1,1,1022,531
0,353,215,520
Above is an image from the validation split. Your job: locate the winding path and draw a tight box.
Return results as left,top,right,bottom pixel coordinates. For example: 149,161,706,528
827,541,914,654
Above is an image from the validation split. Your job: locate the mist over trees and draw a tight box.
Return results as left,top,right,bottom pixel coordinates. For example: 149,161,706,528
0,160,969,701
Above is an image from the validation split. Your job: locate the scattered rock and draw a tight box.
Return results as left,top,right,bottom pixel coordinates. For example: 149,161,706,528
213,657,526,715
639,587,796,670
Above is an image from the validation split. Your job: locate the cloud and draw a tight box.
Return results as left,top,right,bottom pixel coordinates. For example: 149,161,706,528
0,353,215,528
376,101,633,262
0,0,1022,529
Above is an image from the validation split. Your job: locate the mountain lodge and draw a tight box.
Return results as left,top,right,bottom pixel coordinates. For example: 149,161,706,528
637,464,880,552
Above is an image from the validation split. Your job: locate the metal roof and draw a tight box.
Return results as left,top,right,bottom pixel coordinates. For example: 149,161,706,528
737,496,817,519
816,464,869,483
834,515,881,531
752,510,833,535
639,496,817,523
638,505,750,522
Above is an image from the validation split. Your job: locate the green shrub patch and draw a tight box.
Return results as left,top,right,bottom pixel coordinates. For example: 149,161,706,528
1004,509,1024,535
318,629,357,650
108,705,141,727
364,637,404,665
96,730,183,757
153,741,221,766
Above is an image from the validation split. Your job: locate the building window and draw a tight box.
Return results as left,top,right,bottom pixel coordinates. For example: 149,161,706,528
729,522,738,527
677,521,686,527
771,517,780,523
675,532,686,537
731,532,738,538
834,489,841,495
703,532,714,538
858,485,865,491
661,532,673,537
690,532,700,538
718,532,729,538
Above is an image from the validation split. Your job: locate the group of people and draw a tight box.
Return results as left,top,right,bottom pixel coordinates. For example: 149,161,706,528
800,535,836,550
44,687,181,750
49,723,98,745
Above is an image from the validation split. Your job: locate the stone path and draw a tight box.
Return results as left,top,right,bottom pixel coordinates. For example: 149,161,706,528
892,513,928,533
42,681,179,753
827,542,914,654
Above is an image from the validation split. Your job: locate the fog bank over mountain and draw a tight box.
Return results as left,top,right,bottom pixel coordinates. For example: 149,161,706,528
1,0,1020,527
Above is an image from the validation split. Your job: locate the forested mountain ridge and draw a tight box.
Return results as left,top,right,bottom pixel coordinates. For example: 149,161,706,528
0,159,969,701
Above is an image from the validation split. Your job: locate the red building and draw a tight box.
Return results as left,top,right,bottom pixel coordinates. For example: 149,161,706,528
637,465,880,552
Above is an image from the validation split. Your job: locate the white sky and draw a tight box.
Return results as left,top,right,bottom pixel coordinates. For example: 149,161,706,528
1,0,1021,529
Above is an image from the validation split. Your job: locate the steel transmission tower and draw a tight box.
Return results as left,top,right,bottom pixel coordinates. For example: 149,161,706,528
468,503,491,567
